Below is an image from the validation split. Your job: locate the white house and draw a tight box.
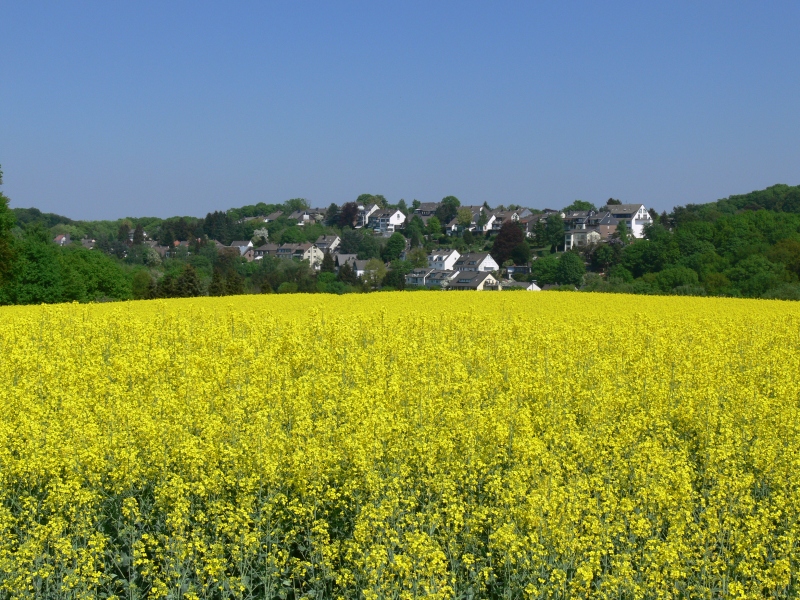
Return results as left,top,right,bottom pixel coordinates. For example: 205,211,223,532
315,235,341,253
427,249,461,271
604,203,653,238
426,270,461,289
564,229,602,251
405,268,436,287
369,209,406,234
229,240,254,256
453,252,500,273
449,271,501,291
356,203,381,228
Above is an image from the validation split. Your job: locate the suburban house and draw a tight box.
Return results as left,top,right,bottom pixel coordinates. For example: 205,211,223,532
562,211,594,230
356,203,381,228
81,237,96,250
368,209,406,234
588,212,619,240
426,270,462,289
489,209,524,232
264,211,283,222
53,234,71,246
229,240,254,256
604,203,652,238
446,206,495,234
254,243,279,259
505,264,531,276
276,243,324,267
405,268,435,287
427,249,460,271
449,271,501,291
453,252,500,273
294,243,324,267
287,210,308,223
352,260,371,278
315,235,341,253
564,229,602,251
335,254,357,269
413,202,440,217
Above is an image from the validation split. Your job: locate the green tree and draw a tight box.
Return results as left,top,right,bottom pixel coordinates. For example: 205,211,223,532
132,224,144,245
320,251,335,273
363,258,386,290
511,243,532,265
456,207,473,230
591,244,617,272
283,198,310,213
132,270,154,300
563,200,597,212
613,221,630,245
426,216,442,237
117,222,131,244
435,196,460,225
382,233,406,262
407,247,428,268
530,254,558,285
209,269,226,296
555,251,585,286
0,166,16,286
176,264,202,297
226,270,245,295
325,203,340,226
382,268,406,290
655,266,699,293
545,214,565,252
337,261,359,285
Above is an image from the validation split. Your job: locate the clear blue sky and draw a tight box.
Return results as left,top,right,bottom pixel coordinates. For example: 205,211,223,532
2,1,799,220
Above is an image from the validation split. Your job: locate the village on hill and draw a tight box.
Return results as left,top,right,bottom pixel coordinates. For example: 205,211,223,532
65,198,651,293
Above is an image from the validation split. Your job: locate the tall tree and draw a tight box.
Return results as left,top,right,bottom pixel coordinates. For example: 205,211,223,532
117,222,131,244
491,221,525,265
325,203,340,226
555,251,586,286
382,233,406,262
339,202,359,228
132,224,145,245
208,269,226,296
545,214,565,252
176,264,202,297
320,251,335,273
435,196,460,225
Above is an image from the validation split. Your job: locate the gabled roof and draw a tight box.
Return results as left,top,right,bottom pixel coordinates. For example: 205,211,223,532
230,240,253,247
454,252,494,265
335,253,357,265
605,203,646,215
453,271,494,285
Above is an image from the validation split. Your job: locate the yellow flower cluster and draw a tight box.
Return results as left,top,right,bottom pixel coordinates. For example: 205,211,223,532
1,292,799,599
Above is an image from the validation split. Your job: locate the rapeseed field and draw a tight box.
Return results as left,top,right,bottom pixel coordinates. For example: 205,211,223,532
1,292,799,599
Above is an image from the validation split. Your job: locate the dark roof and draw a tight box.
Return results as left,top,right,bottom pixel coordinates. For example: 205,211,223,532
605,203,645,215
